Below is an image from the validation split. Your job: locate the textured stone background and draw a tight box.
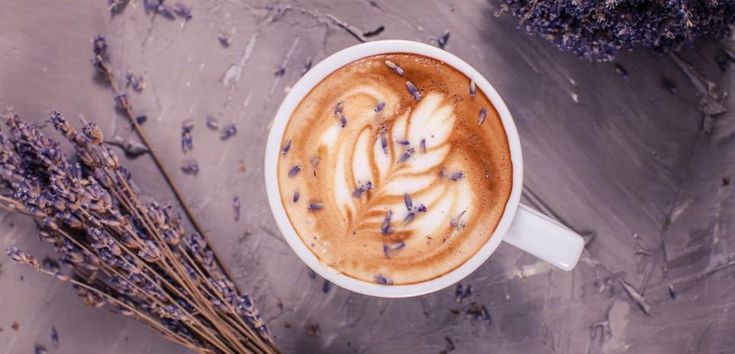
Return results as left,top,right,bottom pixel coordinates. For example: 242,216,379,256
1,1,734,353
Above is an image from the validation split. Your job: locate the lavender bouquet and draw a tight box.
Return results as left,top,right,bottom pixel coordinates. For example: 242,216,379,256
0,35,279,354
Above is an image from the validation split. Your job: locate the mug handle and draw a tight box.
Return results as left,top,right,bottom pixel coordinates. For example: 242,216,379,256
503,204,584,271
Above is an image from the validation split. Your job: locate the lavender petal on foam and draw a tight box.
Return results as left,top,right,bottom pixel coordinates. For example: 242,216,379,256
419,139,427,153
478,107,488,125
310,156,320,176
281,139,292,156
384,60,404,76
381,210,394,235
374,274,393,285
396,139,410,146
405,81,421,101
374,101,385,112
308,202,324,211
288,165,301,177
449,170,465,181
398,147,415,163
293,191,300,203
404,193,413,209
469,79,476,97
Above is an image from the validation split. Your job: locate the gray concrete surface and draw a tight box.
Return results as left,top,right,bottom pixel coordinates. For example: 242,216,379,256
0,1,734,353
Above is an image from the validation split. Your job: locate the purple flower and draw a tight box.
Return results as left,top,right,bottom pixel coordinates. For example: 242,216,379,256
419,139,427,153
281,140,292,156
322,280,333,294
233,196,241,221
381,210,393,235
403,212,415,224
288,165,301,177
398,147,415,163
293,191,300,203
450,210,467,230
220,124,237,140
405,81,421,101
308,202,324,211
173,3,192,20
404,193,413,209
374,274,393,285
384,60,404,76
478,107,487,125
436,30,450,49
469,80,476,97
449,171,465,181
455,283,472,302
374,102,385,112
352,181,373,198
396,139,410,146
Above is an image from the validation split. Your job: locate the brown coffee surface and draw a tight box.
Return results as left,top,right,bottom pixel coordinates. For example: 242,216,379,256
277,53,512,285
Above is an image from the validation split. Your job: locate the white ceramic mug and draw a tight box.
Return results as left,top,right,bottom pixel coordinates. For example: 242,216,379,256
265,40,584,298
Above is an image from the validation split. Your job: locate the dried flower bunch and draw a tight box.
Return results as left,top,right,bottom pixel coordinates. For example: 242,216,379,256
499,0,735,61
0,33,279,354
1,111,277,354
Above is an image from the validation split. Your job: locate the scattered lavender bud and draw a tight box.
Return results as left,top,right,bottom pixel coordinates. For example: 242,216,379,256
445,336,456,352
396,139,410,146
403,212,415,224
436,30,450,49
233,196,241,222
383,243,391,259
220,124,237,140
374,274,393,285
384,60,404,76
381,210,394,235
450,210,467,230
274,66,285,76
307,267,316,279
135,115,147,125
288,165,301,177
308,202,324,211
34,344,47,354
51,326,59,347
362,25,385,38
449,170,465,181
281,140,292,156
380,131,388,155
339,114,347,128
181,158,199,175
158,4,176,19
143,0,159,12
322,280,333,293
668,284,676,299
205,115,219,130
478,107,487,125
405,81,421,101
398,147,414,163
466,302,492,324
661,77,677,94
293,191,300,203
125,71,144,92
469,79,476,97
352,181,373,198
439,167,447,180
417,204,427,213
301,57,313,77
181,120,193,153
613,62,629,80
404,193,413,209
173,3,192,20
419,139,427,153
455,283,472,302
217,32,232,47
374,101,385,112
334,101,344,116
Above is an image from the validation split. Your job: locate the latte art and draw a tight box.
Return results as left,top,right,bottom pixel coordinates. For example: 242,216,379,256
278,54,512,284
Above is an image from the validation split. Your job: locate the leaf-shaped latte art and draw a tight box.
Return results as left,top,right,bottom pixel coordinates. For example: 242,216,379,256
320,91,473,241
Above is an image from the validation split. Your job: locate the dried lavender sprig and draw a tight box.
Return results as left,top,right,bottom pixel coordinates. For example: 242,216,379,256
90,36,246,305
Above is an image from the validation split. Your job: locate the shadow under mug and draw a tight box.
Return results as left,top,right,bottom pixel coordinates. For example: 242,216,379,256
265,40,584,298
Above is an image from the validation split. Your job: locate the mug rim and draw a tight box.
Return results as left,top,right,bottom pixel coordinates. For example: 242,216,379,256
264,40,523,298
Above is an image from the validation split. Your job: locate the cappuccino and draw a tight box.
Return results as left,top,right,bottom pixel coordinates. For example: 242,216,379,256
277,53,512,285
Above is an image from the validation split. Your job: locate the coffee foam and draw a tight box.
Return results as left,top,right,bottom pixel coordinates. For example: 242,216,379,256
278,53,512,285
